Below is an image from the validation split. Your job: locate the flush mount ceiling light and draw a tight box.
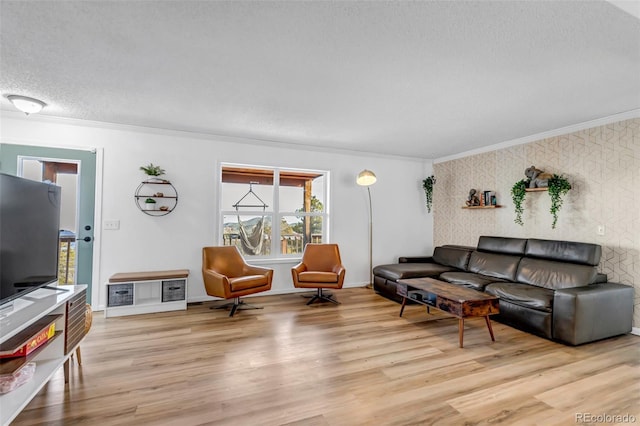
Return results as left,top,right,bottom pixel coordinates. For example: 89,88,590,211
6,95,47,115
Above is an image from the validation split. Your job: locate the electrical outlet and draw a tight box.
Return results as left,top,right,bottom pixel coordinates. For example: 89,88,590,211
104,220,120,230
597,225,605,236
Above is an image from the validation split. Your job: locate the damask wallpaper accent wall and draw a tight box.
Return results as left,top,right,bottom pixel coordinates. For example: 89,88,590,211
433,118,640,330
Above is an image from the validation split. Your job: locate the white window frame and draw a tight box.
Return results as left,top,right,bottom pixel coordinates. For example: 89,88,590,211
219,162,330,260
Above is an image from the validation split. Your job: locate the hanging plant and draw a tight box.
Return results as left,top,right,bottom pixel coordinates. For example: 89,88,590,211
511,179,527,225
547,174,571,229
422,175,436,213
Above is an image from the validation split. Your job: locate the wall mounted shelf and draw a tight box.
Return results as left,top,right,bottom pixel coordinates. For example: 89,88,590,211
134,180,178,216
461,205,503,209
525,187,548,192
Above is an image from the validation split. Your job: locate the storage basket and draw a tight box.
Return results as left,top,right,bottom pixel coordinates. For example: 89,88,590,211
162,280,186,302
108,283,134,307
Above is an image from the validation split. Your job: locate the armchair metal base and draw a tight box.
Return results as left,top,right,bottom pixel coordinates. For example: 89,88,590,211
302,291,332,299
306,288,340,305
211,297,263,317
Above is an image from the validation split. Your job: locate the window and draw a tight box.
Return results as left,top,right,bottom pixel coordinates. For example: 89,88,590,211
220,164,328,258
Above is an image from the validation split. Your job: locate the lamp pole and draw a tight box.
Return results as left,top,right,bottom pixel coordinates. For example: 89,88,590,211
356,169,377,289
366,185,373,288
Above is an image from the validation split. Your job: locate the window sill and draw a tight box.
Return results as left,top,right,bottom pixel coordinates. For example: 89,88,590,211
248,257,302,265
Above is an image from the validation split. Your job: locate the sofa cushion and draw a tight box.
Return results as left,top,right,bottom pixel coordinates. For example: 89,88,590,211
468,251,521,281
432,246,472,270
525,238,601,266
439,272,506,291
485,282,554,312
372,263,457,281
516,258,597,289
478,236,527,255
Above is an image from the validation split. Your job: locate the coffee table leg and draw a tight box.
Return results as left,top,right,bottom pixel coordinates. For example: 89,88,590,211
399,297,407,317
485,316,495,342
459,318,464,348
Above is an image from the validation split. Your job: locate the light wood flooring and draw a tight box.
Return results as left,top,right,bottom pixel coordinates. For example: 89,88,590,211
12,288,640,425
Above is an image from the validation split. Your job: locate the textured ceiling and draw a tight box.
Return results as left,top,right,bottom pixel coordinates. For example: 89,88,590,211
1,1,639,159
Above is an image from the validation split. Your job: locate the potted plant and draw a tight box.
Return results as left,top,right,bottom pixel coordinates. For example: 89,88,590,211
144,197,157,211
422,175,436,213
547,174,571,229
140,163,166,181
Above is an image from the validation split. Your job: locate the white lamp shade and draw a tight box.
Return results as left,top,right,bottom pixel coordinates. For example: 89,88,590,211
7,95,46,115
356,169,377,186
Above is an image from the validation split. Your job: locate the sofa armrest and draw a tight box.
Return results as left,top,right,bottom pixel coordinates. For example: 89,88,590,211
399,256,434,263
553,283,634,345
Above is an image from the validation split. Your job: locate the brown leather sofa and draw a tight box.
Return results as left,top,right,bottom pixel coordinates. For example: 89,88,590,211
373,236,634,345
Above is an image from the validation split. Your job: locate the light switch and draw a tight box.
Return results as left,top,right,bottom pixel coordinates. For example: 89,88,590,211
104,220,120,230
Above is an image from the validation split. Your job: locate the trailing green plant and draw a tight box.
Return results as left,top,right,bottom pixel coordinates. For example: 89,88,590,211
422,175,436,213
547,174,571,229
140,163,165,177
511,179,527,226
144,198,157,204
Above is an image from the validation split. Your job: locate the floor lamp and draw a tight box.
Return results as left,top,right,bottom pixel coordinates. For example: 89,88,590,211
357,169,377,288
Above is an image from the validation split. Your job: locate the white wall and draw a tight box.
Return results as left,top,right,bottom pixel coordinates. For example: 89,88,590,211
1,113,434,309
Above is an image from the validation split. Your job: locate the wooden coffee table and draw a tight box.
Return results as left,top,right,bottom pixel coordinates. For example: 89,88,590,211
397,277,499,348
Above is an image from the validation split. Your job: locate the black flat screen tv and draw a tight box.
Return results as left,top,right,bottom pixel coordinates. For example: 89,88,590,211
0,173,62,307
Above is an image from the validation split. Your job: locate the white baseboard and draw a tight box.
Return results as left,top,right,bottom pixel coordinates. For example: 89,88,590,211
632,327,640,336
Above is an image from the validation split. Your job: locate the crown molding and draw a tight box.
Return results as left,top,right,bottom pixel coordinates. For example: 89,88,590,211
0,109,423,162
434,109,640,164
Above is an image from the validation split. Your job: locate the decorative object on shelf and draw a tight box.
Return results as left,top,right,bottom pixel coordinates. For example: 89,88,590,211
524,165,553,188
143,198,156,210
462,189,499,209
134,180,178,216
356,169,377,288
422,175,436,213
0,362,36,394
511,179,527,225
547,174,571,229
465,189,480,206
139,163,166,178
511,167,571,228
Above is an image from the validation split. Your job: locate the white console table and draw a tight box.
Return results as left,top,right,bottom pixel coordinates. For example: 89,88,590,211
0,285,87,426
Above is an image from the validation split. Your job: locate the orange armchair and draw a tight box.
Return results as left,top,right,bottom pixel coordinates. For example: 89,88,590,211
292,244,346,305
202,246,273,316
